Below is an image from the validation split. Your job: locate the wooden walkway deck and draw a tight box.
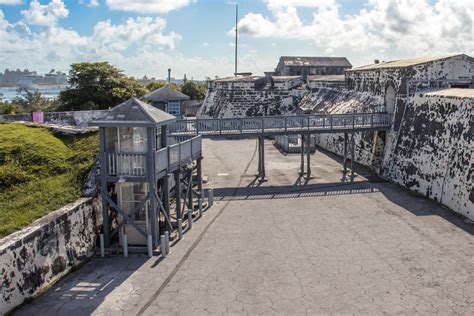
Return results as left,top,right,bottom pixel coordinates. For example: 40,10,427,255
168,113,392,137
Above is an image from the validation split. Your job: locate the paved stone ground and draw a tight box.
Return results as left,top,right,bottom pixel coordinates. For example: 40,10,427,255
16,139,474,315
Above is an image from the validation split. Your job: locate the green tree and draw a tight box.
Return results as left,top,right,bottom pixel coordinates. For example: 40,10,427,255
145,81,166,92
12,90,58,112
58,62,147,111
180,81,207,100
0,102,19,114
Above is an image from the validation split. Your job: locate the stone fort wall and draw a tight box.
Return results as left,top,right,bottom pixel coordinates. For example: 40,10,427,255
0,198,101,314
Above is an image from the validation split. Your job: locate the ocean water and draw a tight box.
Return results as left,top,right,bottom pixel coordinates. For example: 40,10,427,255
0,87,62,102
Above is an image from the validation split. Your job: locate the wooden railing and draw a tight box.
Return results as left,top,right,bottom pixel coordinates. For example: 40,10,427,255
106,136,202,177
107,152,146,177
168,113,392,137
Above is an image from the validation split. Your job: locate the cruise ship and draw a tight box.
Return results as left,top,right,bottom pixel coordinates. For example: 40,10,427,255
16,70,67,90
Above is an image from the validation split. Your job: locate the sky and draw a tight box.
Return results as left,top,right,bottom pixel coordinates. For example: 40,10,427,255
0,0,472,80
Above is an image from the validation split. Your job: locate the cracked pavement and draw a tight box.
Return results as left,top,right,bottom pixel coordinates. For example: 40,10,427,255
16,138,474,315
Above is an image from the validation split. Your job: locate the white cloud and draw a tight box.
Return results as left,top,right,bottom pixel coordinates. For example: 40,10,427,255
88,0,99,8
93,17,181,50
0,0,22,4
0,0,187,77
234,0,474,64
105,0,195,14
21,0,68,27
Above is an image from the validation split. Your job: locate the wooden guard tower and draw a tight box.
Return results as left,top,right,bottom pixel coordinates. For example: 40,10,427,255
91,97,204,254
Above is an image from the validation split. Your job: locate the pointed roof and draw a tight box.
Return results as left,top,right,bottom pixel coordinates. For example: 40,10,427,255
90,97,176,127
144,86,190,103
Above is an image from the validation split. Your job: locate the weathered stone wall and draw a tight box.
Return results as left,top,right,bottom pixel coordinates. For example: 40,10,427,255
346,55,473,97
383,91,473,219
310,88,473,220
198,88,298,118
308,80,346,90
301,88,385,168
0,198,101,314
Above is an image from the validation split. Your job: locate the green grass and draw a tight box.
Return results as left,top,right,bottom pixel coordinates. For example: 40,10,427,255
0,123,98,237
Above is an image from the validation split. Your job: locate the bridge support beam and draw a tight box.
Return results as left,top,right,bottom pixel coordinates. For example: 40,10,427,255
300,134,305,175
305,134,311,179
257,136,266,181
343,132,348,181
351,130,355,182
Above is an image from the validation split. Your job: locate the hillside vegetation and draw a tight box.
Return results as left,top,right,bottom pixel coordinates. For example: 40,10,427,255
0,123,98,237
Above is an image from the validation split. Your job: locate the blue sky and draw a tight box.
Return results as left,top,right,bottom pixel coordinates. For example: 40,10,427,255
0,0,472,80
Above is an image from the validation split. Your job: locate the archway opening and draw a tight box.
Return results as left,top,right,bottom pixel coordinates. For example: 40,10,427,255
384,83,396,114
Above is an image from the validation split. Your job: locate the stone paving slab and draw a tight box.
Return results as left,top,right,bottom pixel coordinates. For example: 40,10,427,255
16,138,474,315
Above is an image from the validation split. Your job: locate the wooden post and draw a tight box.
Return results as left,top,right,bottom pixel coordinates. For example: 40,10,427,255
99,127,110,247
147,127,158,247
197,158,203,203
174,171,181,221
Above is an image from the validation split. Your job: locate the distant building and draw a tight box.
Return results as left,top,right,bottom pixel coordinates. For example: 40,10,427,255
275,56,352,78
307,75,346,90
208,76,266,91
144,86,190,117
271,76,303,90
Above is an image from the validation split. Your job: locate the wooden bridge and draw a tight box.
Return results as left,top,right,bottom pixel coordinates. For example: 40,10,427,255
168,113,393,182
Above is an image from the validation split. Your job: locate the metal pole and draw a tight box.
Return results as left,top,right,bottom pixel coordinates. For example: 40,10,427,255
178,219,183,240
123,234,128,258
351,131,355,182
147,235,153,257
160,234,166,258
306,134,311,179
99,127,110,247
164,231,170,255
234,4,238,76
100,234,105,257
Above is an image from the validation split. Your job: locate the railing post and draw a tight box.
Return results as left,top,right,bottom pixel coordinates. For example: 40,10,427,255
371,114,374,128
239,118,242,134
330,115,333,132
219,119,222,135
307,116,310,131
352,113,355,129
196,119,199,135
284,117,288,133
261,117,264,133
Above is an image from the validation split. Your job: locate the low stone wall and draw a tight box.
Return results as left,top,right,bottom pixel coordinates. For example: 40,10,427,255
0,110,107,127
0,198,101,314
